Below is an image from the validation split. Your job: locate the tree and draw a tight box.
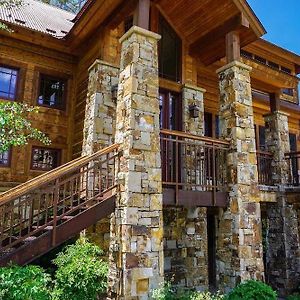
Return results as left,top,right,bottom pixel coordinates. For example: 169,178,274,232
41,0,86,14
0,102,51,153
0,0,23,31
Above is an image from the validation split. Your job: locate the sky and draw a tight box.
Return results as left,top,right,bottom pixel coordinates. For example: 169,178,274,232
247,0,300,55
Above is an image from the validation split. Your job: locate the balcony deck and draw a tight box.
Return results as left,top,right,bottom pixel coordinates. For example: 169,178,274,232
160,129,229,207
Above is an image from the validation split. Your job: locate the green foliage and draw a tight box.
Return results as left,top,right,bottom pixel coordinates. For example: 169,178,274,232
0,265,52,300
52,238,108,300
287,294,300,300
151,282,224,300
226,280,277,300
0,102,51,153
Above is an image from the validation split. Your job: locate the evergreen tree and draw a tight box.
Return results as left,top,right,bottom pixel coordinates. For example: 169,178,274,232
41,0,86,13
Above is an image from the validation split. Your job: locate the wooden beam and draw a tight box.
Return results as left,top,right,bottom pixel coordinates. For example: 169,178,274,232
226,31,240,63
270,92,281,112
189,13,249,57
134,0,150,30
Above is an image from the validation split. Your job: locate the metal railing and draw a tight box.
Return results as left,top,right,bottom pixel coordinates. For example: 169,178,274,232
160,129,229,202
285,151,300,186
257,150,274,186
0,144,119,251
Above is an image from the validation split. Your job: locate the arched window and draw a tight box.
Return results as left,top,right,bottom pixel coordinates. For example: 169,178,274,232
159,15,181,82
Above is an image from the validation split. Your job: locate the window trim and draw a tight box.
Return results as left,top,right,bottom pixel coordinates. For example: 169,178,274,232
36,73,68,111
0,148,12,168
30,146,61,171
0,64,20,101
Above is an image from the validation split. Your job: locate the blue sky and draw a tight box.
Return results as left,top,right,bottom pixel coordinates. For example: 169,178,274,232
247,0,300,55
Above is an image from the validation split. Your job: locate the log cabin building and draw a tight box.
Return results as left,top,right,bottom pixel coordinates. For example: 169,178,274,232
0,0,300,298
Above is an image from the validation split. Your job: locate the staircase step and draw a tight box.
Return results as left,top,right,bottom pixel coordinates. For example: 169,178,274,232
61,216,74,221
32,226,53,231
24,236,37,242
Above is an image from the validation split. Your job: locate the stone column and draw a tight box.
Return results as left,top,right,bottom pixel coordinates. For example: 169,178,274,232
216,61,264,292
108,26,163,299
82,60,119,156
182,84,205,136
264,111,300,296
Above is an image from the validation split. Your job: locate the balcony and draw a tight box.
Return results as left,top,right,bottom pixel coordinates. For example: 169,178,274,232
285,151,300,187
160,129,229,207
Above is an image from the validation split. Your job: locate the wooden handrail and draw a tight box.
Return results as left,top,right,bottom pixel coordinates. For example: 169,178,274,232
160,129,230,146
285,151,300,157
0,144,119,203
257,150,273,156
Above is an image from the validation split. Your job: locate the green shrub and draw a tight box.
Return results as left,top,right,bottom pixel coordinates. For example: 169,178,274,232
151,282,224,300
227,280,277,300
52,238,108,300
287,294,300,300
0,265,51,300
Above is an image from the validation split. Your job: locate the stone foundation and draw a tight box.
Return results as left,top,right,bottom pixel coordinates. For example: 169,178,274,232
163,206,208,291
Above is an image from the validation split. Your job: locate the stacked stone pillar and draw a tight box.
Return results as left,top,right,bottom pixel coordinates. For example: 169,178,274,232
82,60,119,156
216,61,264,292
264,111,300,296
108,26,164,299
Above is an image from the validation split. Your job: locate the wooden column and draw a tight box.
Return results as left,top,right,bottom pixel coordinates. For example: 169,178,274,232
270,92,281,113
134,0,150,30
226,31,240,63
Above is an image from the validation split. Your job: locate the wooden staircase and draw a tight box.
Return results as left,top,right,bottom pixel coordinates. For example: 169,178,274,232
0,144,119,266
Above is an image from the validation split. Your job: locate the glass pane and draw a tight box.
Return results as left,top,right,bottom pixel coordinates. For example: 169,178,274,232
38,75,65,109
0,149,10,166
31,148,60,170
0,66,18,100
159,15,181,82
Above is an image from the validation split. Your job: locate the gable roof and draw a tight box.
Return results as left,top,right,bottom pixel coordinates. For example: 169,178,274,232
0,0,75,38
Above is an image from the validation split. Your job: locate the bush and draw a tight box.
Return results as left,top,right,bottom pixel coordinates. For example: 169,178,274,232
227,280,277,300
287,294,300,300
0,265,51,300
52,238,108,300
151,282,224,300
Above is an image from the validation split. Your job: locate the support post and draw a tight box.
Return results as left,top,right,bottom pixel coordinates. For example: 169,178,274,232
226,31,240,63
264,110,300,296
108,26,163,299
216,61,264,292
134,0,150,30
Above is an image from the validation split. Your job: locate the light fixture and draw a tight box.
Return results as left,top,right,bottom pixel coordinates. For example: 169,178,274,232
189,104,199,118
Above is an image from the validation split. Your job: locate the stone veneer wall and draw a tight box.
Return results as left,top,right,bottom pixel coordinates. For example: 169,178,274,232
108,26,164,299
216,61,264,292
264,112,300,296
162,84,208,291
163,207,208,290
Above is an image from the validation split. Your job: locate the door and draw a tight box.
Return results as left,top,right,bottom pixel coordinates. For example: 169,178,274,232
159,90,182,184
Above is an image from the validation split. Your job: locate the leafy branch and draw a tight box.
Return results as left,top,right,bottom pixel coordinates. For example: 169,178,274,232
0,102,51,153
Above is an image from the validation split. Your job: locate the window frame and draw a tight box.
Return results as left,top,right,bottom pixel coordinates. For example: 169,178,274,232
0,64,20,101
30,146,61,171
37,73,67,110
0,148,12,168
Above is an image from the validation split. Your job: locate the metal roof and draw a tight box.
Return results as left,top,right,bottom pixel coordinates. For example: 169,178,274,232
0,0,76,38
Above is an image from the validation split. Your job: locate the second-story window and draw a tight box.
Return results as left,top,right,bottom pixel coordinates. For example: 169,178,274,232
38,74,66,110
0,148,11,167
159,15,182,82
31,147,61,171
0,66,18,100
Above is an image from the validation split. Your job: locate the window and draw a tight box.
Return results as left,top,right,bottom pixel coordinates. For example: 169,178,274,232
124,16,133,33
281,66,292,74
255,125,266,151
38,75,66,109
0,149,11,167
254,55,267,65
0,66,18,100
204,112,213,137
31,147,61,171
241,50,253,60
159,15,182,82
268,61,280,70
282,88,294,97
